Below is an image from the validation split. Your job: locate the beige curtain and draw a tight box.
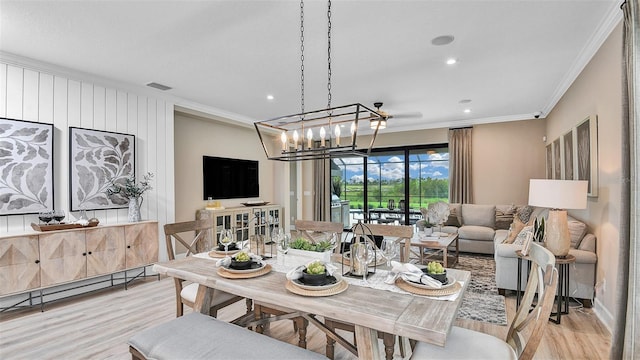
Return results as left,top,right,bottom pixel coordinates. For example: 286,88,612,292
614,1,639,358
313,158,330,221
448,127,473,204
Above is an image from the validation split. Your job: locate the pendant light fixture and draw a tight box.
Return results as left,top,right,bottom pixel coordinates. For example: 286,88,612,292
254,0,384,161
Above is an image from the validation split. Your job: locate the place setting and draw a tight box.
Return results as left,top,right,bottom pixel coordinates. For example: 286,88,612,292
285,260,348,297
215,250,272,279
387,261,462,298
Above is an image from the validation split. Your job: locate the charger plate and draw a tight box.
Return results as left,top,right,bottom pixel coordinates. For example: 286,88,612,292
400,274,458,290
209,248,240,256
395,277,461,296
286,279,348,297
217,264,272,279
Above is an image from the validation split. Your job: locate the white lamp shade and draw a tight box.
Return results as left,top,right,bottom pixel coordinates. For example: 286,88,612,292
528,179,588,209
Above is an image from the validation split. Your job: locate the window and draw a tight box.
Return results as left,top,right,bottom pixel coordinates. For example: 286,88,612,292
331,145,449,227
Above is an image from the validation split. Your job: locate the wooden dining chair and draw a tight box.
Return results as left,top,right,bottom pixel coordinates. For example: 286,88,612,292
324,223,413,360
164,218,249,318
410,242,558,360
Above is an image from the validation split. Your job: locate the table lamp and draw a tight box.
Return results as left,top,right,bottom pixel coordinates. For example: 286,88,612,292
528,179,588,257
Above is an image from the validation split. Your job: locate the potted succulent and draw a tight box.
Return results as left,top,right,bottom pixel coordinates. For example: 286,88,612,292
230,251,252,270
287,237,335,265
302,261,328,285
424,261,447,284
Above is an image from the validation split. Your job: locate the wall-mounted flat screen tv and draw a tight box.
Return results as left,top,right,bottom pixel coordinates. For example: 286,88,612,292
203,156,259,199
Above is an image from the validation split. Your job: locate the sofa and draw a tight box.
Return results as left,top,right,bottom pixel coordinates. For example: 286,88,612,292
417,203,597,305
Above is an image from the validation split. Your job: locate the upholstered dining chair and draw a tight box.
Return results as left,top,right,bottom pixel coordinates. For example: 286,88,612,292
324,223,413,360
164,218,249,318
410,242,558,360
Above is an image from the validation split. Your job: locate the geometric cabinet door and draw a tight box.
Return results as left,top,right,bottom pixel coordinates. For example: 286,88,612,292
0,235,40,295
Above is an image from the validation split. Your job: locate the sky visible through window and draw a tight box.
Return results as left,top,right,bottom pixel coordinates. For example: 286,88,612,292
335,152,449,183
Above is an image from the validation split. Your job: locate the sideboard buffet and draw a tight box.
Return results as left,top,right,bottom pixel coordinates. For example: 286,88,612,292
0,221,158,311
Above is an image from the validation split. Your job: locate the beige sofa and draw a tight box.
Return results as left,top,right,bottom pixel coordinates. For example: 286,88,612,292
417,203,597,305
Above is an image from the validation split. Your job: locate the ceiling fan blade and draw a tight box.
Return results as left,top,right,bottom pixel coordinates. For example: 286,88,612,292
389,111,422,119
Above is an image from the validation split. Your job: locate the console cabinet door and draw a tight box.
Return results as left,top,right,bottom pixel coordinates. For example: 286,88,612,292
39,231,86,287
0,235,40,295
86,227,126,277
125,223,159,268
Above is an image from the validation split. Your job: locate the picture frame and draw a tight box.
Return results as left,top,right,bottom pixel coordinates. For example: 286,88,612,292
69,127,135,211
575,116,598,197
553,137,561,180
562,129,574,180
545,143,553,179
0,118,55,215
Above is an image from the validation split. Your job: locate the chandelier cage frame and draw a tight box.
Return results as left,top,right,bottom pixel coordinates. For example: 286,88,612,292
254,103,385,161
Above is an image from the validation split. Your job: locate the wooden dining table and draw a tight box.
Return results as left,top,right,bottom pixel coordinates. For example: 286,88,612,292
153,256,470,360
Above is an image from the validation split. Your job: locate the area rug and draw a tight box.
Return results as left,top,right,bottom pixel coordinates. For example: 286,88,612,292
453,253,508,325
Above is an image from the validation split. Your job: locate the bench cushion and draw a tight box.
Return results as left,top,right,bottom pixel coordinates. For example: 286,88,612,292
129,312,327,360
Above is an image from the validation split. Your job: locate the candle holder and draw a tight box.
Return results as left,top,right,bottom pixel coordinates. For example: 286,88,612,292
341,221,377,278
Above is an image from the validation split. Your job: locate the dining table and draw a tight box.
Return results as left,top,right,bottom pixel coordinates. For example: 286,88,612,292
152,253,471,360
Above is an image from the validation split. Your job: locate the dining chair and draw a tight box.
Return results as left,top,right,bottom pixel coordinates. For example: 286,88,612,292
164,218,250,318
251,220,344,348
324,223,413,360
410,242,558,360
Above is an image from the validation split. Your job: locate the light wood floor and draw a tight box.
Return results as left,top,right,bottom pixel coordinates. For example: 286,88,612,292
0,277,611,360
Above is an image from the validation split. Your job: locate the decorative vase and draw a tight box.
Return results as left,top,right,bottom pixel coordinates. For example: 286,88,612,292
128,197,142,222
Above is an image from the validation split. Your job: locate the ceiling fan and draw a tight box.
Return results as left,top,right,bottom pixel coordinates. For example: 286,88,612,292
370,102,422,130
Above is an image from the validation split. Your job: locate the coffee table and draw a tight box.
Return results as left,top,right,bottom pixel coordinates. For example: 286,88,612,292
401,233,459,267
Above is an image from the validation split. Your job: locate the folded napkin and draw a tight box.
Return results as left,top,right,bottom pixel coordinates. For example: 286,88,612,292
386,261,443,289
285,261,338,280
215,253,263,267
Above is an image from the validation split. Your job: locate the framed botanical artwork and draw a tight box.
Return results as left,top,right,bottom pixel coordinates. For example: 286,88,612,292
0,118,54,215
562,129,574,180
575,116,598,197
69,127,135,211
553,137,561,180
545,143,553,179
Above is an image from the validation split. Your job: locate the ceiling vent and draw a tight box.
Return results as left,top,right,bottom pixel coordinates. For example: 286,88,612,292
146,82,172,91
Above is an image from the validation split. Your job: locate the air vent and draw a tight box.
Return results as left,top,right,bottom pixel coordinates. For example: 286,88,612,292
146,82,172,91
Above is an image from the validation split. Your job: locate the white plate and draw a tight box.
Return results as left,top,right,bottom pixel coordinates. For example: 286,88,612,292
291,274,343,291
222,262,265,274
400,274,457,290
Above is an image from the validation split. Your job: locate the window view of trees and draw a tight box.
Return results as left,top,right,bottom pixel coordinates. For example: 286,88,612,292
331,146,449,226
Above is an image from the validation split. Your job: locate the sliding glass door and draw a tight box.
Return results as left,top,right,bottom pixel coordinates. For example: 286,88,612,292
331,145,449,227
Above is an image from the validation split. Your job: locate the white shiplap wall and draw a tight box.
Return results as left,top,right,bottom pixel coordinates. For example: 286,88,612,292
0,59,175,260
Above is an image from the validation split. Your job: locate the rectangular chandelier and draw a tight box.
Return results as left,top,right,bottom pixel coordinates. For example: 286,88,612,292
254,103,384,161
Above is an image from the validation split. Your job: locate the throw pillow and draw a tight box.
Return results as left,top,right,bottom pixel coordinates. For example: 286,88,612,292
568,220,587,248
503,216,529,244
516,205,534,223
495,204,517,230
444,205,461,227
513,225,534,245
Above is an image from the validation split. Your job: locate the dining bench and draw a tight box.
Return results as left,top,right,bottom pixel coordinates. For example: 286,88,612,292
128,312,328,360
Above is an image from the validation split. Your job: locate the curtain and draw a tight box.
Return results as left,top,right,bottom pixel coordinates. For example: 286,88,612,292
448,127,474,204
313,158,330,221
614,1,639,358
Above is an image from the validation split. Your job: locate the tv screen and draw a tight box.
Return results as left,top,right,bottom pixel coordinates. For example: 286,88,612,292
203,156,259,200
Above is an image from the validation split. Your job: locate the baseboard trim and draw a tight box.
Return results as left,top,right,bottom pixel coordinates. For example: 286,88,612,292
593,297,614,335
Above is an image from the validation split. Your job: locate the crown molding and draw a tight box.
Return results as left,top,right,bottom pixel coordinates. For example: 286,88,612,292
542,4,623,115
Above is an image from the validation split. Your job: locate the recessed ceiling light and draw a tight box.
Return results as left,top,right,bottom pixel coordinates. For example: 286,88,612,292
266,95,274,100
463,109,471,113
459,99,472,104
446,58,457,65
431,35,455,46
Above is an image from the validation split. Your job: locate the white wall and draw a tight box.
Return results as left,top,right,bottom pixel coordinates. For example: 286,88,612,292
0,55,174,260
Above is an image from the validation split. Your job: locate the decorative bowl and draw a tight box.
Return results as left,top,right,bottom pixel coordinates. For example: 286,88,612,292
424,269,447,284
230,259,253,270
302,269,328,286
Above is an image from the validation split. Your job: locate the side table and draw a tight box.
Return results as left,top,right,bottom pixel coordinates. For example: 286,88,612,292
516,250,576,324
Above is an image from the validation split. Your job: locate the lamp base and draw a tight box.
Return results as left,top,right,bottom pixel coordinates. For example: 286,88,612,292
545,209,571,257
